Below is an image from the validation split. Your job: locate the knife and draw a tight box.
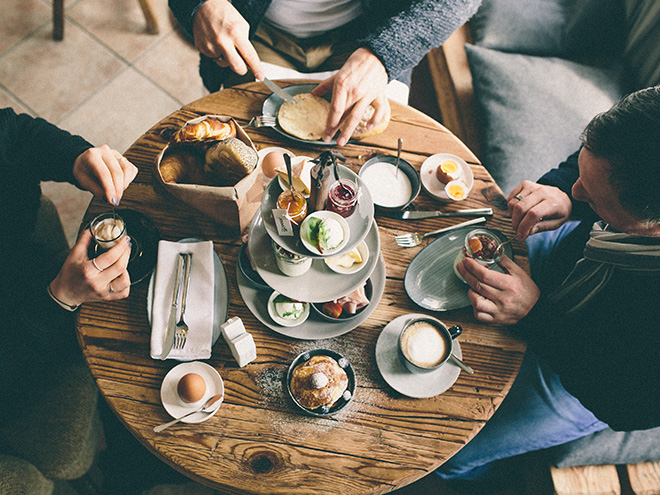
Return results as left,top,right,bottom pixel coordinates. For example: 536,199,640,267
161,253,185,360
398,208,493,220
262,77,297,104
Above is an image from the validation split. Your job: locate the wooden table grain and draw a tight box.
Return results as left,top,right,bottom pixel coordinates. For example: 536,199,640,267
76,80,527,495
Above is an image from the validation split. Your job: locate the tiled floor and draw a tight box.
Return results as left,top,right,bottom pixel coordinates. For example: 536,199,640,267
0,0,207,246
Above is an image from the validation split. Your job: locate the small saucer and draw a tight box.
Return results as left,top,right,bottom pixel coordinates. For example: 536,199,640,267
375,314,462,398
238,243,270,290
160,361,224,423
88,209,161,285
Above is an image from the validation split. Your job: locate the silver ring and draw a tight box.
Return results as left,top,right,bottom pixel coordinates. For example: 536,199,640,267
92,258,104,272
212,54,224,60
109,283,115,294
513,193,524,201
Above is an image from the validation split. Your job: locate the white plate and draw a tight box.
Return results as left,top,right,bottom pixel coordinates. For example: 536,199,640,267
420,153,474,201
260,164,374,258
261,83,352,146
160,361,224,423
404,227,513,311
248,211,380,302
147,239,228,344
375,314,462,398
299,211,350,256
324,241,369,275
237,254,386,340
267,292,310,327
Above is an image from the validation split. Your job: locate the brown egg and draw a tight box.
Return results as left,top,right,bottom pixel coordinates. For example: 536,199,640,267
177,373,206,403
261,151,286,179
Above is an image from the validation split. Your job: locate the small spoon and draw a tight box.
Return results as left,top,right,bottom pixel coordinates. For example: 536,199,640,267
332,152,351,195
283,153,294,201
395,137,403,178
153,394,223,433
449,354,474,374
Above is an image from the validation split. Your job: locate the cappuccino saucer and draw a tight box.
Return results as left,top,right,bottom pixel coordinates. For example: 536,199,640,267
375,314,462,398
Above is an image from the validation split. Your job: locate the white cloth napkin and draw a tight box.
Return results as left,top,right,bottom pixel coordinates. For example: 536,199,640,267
150,240,215,361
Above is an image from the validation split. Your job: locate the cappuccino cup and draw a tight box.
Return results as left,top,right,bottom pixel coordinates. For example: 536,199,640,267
398,317,462,373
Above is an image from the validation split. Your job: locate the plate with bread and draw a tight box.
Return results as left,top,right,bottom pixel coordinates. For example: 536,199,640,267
262,83,390,146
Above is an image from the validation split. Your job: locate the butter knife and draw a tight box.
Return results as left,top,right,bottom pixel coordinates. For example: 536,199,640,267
262,77,297,104
399,208,493,220
161,253,185,360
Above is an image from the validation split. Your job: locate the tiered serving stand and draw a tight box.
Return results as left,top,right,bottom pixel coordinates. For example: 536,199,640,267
237,162,386,340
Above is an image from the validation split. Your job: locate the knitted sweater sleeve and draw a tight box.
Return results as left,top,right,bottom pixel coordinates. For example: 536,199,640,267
361,0,482,81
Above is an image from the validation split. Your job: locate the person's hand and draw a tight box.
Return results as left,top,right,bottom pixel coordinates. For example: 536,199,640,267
192,0,264,79
507,181,572,241
456,255,540,325
73,145,138,207
311,47,388,146
49,230,132,308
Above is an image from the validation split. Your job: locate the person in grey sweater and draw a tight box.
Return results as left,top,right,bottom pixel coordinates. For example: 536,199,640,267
169,0,480,145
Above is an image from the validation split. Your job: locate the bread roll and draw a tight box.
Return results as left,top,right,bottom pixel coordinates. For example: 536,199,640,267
171,118,236,144
204,137,258,186
351,98,391,139
278,93,330,141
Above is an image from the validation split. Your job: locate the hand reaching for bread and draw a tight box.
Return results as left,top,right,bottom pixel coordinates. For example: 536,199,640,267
311,47,389,146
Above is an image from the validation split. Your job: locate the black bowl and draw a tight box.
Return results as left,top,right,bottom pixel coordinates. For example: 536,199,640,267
358,155,421,211
238,243,270,290
286,349,356,417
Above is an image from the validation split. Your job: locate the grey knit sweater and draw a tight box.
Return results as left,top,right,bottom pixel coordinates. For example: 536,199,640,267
169,0,481,91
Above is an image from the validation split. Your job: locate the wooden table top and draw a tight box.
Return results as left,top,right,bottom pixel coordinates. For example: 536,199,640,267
76,80,527,495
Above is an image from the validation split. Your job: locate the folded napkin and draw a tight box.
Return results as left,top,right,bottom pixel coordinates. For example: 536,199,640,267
150,240,215,361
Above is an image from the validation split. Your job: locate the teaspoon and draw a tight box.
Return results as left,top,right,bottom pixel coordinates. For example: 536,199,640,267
153,394,223,433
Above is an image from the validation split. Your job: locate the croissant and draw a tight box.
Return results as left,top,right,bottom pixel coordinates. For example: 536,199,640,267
170,118,236,144
159,150,207,184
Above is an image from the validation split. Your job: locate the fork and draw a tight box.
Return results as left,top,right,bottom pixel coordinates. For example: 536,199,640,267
174,253,192,350
246,115,277,128
394,217,488,248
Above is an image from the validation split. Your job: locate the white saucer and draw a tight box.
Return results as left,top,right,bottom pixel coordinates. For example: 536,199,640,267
160,361,224,423
420,153,474,202
375,314,462,398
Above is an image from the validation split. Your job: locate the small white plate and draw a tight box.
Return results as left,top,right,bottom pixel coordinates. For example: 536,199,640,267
375,314,462,399
276,156,314,198
300,211,350,256
160,361,224,423
324,241,369,275
267,291,310,327
420,153,474,201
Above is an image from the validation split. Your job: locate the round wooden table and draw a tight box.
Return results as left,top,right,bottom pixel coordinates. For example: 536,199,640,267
76,80,527,494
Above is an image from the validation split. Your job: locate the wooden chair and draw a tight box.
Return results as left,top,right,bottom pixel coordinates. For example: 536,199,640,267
53,0,160,41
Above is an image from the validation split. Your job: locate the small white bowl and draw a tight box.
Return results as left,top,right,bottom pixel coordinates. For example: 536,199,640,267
299,211,350,256
420,153,474,202
267,291,310,327
324,241,369,275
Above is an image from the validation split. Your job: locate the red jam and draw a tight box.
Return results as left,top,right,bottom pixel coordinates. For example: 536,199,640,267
325,179,358,217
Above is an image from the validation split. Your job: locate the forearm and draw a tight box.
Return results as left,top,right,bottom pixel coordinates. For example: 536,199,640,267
361,0,481,81
8,111,92,184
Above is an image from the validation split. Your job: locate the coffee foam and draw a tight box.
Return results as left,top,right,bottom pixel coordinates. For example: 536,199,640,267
401,321,449,368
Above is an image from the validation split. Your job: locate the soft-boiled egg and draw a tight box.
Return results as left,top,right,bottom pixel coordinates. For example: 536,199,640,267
177,373,206,403
261,150,286,179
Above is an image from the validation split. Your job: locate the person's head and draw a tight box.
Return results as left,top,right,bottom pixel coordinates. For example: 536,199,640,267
572,86,660,235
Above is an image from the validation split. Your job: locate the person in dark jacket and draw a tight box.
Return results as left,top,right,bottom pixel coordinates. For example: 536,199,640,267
169,0,480,145
438,86,660,480
0,108,137,418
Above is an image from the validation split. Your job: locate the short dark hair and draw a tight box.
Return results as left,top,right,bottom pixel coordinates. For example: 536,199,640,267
581,86,660,224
